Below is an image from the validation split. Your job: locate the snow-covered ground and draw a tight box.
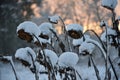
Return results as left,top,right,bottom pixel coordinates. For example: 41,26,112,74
0,59,118,80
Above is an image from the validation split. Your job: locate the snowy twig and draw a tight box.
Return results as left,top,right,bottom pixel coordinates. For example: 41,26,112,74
108,57,118,80
59,16,71,51
49,28,65,52
27,51,39,80
90,55,101,80
75,70,83,80
84,29,107,52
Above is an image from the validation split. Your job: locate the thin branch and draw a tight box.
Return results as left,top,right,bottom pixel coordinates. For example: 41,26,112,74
90,55,101,80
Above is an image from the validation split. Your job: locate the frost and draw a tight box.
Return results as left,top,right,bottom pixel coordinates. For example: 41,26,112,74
79,42,95,54
17,21,40,36
41,49,58,66
66,24,83,32
101,0,118,10
15,47,36,67
58,52,79,67
48,15,60,24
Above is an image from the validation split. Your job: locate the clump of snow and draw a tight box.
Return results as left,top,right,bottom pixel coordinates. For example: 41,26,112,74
33,36,51,44
48,15,60,24
2,56,12,61
101,0,118,10
15,47,36,67
72,35,90,46
66,24,83,32
79,42,95,54
41,49,58,67
58,52,79,67
17,21,40,36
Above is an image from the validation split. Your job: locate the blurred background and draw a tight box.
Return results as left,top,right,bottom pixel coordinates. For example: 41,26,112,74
0,0,120,55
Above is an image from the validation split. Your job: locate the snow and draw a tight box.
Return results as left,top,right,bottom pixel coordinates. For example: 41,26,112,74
35,62,46,72
107,28,117,35
41,49,58,67
17,21,40,36
79,42,95,54
34,22,56,44
100,32,106,42
100,27,117,43
85,38,106,59
72,35,90,46
2,56,12,61
75,64,106,80
33,36,51,44
1,61,118,80
48,15,60,24
58,52,79,68
38,22,55,35
66,24,83,32
101,0,118,10
15,47,36,67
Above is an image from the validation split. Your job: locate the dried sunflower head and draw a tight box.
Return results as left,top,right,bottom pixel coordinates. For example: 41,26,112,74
67,30,83,39
17,29,33,42
66,24,83,39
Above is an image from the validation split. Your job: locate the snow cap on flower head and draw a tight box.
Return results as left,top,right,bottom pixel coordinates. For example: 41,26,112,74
72,35,90,46
66,24,83,39
79,42,95,55
34,22,55,45
15,47,36,67
48,15,60,24
40,49,58,67
38,22,55,35
58,52,79,68
17,21,40,36
101,0,118,10
17,21,40,42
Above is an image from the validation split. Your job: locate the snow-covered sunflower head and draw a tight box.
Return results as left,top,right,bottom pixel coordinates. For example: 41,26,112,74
79,42,95,55
17,21,40,43
34,22,55,46
101,0,118,10
15,47,36,67
48,15,60,24
57,52,79,73
58,52,79,68
66,24,83,39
